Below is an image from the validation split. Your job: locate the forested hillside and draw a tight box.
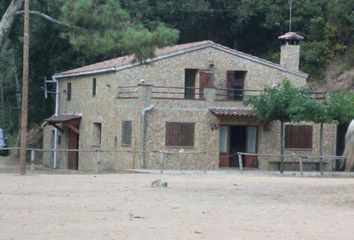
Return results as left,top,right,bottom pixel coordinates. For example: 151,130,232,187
0,0,353,140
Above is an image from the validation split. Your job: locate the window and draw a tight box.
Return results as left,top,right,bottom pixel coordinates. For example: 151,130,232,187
121,121,132,146
285,125,313,149
165,122,195,146
226,71,246,100
246,126,257,153
92,78,96,97
219,126,228,153
184,69,197,99
67,82,71,101
92,122,102,146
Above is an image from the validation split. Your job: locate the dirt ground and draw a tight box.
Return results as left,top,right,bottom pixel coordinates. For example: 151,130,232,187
0,173,353,240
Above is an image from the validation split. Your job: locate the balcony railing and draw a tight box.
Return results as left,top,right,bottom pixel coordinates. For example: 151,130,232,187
215,88,261,101
151,86,203,100
117,85,326,101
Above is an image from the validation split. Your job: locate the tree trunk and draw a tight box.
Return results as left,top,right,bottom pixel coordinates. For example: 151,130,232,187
319,123,324,175
280,121,285,174
0,0,24,51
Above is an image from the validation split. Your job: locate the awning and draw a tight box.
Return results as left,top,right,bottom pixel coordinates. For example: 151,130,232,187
210,108,256,117
45,115,82,134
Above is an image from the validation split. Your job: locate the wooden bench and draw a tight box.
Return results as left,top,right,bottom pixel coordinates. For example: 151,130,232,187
269,158,329,172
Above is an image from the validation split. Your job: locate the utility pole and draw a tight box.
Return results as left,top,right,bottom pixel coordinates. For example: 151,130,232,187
289,0,292,32
19,0,30,175
0,80,4,126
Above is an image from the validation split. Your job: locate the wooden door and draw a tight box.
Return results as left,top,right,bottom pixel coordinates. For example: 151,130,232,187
244,126,257,168
199,71,213,99
219,126,230,167
68,129,79,170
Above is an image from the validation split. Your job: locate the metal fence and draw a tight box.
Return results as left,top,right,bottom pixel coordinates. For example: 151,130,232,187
0,147,208,173
237,152,343,176
0,147,348,176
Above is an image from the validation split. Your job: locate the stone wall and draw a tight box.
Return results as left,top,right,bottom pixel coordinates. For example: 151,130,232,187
42,45,332,171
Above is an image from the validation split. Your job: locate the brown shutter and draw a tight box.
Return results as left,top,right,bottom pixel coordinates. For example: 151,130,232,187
121,121,132,146
285,125,313,149
166,122,195,146
226,71,235,99
67,82,71,101
199,71,213,98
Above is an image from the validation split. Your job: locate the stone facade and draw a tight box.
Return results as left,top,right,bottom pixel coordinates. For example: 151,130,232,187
280,43,300,71
43,42,337,171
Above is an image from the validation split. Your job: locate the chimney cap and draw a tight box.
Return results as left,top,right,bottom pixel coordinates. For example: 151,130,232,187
278,32,304,41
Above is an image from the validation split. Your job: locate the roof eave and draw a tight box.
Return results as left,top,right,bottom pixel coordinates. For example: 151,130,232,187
53,41,308,80
54,67,117,79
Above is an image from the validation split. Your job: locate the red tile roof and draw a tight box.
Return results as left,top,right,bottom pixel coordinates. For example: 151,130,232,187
278,32,304,41
45,115,82,124
210,108,256,117
58,41,212,75
55,40,308,79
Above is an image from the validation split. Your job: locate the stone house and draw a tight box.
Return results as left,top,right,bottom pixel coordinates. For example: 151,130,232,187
43,33,337,171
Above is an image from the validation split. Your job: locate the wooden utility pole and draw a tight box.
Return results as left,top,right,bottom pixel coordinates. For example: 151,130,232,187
0,80,4,126
19,0,29,175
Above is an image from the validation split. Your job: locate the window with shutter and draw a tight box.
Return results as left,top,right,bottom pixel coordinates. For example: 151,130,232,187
121,121,132,146
184,69,197,99
226,71,246,100
92,122,102,146
67,82,71,101
92,78,96,97
165,122,195,146
285,125,313,149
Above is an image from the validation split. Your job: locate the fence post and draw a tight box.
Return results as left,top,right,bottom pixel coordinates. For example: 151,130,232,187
30,149,35,172
238,152,243,174
299,156,303,177
204,151,208,175
160,150,164,174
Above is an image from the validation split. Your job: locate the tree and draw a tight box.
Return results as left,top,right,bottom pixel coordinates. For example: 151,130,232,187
325,91,354,171
0,0,23,51
60,0,179,61
244,80,308,173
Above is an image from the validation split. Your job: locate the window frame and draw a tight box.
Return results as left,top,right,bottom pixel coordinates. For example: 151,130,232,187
226,71,247,101
165,122,195,147
285,125,313,150
67,82,71,101
92,78,96,97
121,120,132,146
92,122,102,147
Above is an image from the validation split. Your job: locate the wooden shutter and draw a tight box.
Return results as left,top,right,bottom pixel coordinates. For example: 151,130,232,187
67,82,71,101
199,71,213,98
226,71,235,99
166,122,195,146
121,121,132,146
92,78,96,97
285,125,313,149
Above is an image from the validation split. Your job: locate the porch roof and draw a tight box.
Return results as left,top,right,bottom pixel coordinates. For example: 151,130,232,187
45,115,82,134
45,115,82,124
209,108,256,117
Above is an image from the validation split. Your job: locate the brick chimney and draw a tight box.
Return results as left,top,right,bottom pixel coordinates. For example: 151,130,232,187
278,32,303,71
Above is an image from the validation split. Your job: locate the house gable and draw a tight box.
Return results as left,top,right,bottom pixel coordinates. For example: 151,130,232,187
54,41,308,80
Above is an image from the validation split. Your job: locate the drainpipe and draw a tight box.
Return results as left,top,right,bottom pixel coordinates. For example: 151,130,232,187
140,104,154,168
53,76,60,168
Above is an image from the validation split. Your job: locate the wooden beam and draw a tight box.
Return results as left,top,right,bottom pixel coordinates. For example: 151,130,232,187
50,123,64,133
66,124,79,134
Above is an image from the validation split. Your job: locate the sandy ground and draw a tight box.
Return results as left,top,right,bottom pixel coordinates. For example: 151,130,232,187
0,172,354,240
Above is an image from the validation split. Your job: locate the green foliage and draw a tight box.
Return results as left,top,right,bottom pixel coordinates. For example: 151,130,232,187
121,24,179,61
245,80,354,125
325,91,354,124
60,0,131,59
60,0,179,61
244,80,307,123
